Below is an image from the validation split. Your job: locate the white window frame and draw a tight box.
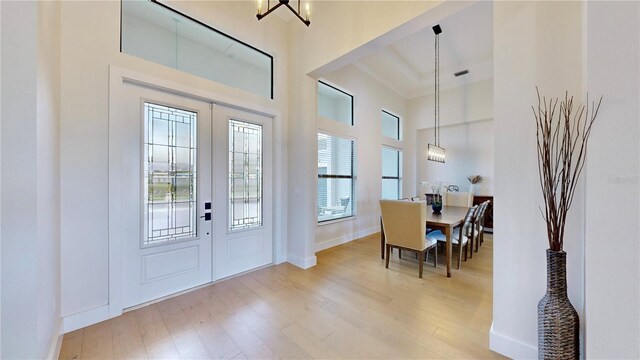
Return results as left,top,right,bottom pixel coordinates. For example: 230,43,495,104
381,145,402,200
317,131,357,223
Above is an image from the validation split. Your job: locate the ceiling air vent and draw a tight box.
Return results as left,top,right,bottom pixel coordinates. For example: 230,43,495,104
454,69,469,77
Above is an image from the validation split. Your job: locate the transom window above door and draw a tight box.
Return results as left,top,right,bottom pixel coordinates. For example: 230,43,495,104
121,0,274,99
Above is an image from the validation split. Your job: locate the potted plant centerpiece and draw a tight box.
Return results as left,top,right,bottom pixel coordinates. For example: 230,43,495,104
533,89,601,359
431,184,443,213
421,181,447,213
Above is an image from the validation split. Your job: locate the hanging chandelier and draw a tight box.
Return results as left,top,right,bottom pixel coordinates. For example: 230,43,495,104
428,24,445,163
257,0,311,27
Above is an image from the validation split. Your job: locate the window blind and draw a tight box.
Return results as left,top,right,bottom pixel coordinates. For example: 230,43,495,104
317,133,356,222
382,147,401,200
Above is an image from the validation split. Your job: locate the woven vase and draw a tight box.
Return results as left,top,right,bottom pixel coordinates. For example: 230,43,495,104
538,249,579,359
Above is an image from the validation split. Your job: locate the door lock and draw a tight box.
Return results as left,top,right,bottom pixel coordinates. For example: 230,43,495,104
200,213,211,221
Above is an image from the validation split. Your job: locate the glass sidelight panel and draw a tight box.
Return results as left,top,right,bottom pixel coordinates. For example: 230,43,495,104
228,120,263,231
144,102,197,245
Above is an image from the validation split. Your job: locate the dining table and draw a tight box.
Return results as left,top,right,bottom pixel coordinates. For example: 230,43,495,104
380,205,469,277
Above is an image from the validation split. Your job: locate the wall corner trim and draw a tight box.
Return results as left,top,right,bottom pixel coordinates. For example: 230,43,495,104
287,254,317,269
62,305,111,334
47,323,64,360
489,323,538,359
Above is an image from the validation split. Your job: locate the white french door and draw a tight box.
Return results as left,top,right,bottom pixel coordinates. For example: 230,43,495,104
117,83,272,309
213,105,273,279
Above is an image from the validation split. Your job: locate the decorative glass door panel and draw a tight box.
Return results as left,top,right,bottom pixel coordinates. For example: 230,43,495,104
214,106,273,279
144,103,198,245
229,120,263,231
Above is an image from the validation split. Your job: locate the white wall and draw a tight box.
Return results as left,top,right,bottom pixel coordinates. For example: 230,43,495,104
417,120,494,195
491,2,585,358
1,1,61,358
315,64,408,251
584,1,640,358
59,0,289,327
411,79,494,196
285,1,443,268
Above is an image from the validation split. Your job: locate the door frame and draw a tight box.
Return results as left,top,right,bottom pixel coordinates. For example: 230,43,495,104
107,66,286,318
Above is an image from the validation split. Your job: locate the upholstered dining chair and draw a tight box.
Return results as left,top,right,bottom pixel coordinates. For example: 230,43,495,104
444,191,473,207
379,200,437,278
427,205,478,269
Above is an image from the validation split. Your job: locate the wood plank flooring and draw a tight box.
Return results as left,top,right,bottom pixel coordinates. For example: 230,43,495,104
60,233,505,359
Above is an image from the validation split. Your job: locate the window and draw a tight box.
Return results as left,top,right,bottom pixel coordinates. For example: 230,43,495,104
143,102,197,245
382,147,402,200
121,0,273,99
318,133,356,222
382,110,400,140
317,81,354,125
229,120,263,231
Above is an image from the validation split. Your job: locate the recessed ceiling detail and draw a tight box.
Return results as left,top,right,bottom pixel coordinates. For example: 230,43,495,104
353,2,493,99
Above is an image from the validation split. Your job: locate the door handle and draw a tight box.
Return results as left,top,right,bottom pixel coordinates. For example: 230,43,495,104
200,213,211,221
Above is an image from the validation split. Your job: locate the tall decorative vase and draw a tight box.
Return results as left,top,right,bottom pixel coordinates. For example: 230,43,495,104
469,183,479,195
538,249,579,359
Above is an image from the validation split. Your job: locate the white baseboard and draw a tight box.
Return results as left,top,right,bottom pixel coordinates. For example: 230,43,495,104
490,323,538,359
62,305,111,333
47,323,63,360
315,226,379,252
287,253,317,269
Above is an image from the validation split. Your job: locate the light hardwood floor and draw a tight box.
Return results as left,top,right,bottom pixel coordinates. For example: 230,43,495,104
60,233,504,359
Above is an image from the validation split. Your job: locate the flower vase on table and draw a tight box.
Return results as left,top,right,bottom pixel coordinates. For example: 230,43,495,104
429,183,445,214
431,202,442,214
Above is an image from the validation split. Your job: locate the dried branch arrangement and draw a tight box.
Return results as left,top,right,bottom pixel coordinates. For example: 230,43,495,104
467,175,482,184
533,88,602,251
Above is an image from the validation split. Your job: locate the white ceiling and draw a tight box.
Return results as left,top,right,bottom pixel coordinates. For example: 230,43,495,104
353,1,493,99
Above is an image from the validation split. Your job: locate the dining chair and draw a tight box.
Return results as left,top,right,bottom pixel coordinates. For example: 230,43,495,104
463,201,486,259
426,205,478,269
474,201,490,252
379,200,438,278
444,191,473,207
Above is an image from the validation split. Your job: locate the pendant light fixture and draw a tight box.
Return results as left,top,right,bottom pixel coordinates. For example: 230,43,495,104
257,0,311,26
428,24,445,163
